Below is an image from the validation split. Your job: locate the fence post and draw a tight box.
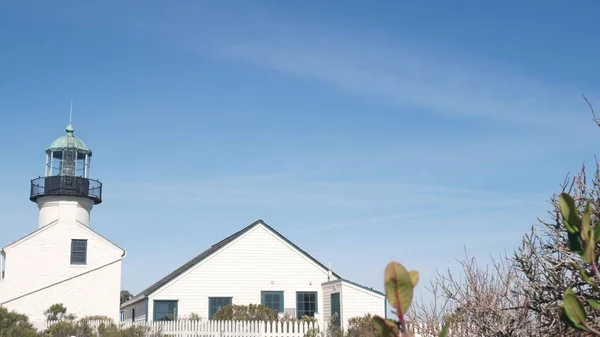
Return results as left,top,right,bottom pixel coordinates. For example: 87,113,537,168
259,321,264,337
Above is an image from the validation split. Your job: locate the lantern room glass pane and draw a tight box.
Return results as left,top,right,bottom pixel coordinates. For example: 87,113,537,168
50,150,87,177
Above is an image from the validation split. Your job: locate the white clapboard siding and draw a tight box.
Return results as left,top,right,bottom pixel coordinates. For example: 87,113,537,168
145,224,335,322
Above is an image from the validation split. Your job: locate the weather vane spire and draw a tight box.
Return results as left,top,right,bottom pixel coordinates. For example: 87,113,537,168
69,99,73,124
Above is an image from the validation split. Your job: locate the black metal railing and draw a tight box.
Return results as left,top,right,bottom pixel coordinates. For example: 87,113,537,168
30,176,102,204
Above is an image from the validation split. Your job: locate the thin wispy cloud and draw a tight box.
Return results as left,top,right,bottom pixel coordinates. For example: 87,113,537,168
203,21,596,133
107,172,551,238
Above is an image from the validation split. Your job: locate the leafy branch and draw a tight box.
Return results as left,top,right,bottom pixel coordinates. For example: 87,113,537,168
559,192,600,334
372,262,450,337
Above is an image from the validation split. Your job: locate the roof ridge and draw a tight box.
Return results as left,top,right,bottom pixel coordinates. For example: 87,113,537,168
125,219,266,304
123,219,346,307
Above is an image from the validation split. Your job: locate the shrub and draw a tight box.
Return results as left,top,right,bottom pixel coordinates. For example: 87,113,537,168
97,321,156,337
213,304,278,321
346,314,378,337
0,307,38,337
43,303,75,322
81,315,114,322
40,320,95,337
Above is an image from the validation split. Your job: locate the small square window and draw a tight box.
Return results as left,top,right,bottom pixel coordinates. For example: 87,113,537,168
154,300,178,321
261,291,284,313
209,297,232,319
296,292,318,318
70,239,87,265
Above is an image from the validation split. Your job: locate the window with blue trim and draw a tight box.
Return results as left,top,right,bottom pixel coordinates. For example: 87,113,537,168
154,300,178,321
261,291,284,313
209,297,232,319
296,292,318,318
70,239,87,265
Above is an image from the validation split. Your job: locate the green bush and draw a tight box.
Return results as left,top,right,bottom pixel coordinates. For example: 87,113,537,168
41,319,160,337
346,314,378,337
0,307,39,337
97,321,156,337
213,303,278,321
40,320,95,337
43,303,75,322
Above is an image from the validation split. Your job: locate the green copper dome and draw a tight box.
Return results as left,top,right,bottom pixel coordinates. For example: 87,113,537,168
45,124,91,155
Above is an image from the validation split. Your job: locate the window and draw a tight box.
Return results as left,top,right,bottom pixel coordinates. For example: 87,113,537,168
153,300,178,321
261,291,284,313
209,297,232,319
331,293,341,328
1,254,5,280
70,239,87,265
296,292,318,318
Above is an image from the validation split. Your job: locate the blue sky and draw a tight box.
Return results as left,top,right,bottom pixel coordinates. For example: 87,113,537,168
1,1,600,306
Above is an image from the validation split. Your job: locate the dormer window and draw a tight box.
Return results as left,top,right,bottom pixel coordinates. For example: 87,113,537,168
70,239,87,265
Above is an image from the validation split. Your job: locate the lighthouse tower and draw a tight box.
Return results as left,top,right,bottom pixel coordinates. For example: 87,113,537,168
0,122,125,325
30,123,102,228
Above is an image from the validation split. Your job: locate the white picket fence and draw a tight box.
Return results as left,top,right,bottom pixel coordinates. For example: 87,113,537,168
36,319,322,337
34,319,470,337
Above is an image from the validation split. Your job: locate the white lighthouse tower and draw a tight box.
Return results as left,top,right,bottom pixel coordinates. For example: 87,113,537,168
0,122,126,325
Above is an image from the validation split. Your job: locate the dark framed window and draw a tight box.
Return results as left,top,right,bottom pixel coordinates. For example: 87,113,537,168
153,300,178,321
261,291,284,313
1,254,5,279
296,292,318,318
70,239,87,265
209,297,232,319
331,293,341,328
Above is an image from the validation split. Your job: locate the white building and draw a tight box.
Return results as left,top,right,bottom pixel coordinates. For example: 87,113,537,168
0,123,126,323
121,220,385,331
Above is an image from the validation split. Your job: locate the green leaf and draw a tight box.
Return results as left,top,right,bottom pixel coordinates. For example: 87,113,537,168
570,262,596,288
568,232,584,255
563,288,588,331
581,204,596,263
560,193,581,233
582,240,595,264
561,306,585,331
438,322,450,337
384,261,414,315
594,221,600,244
409,270,419,287
582,202,592,242
587,299,600,311
372,315,399,337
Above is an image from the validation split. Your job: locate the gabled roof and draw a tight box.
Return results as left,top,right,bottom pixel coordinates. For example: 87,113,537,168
322,278,385,297
2,219,125,257
123,219,345,307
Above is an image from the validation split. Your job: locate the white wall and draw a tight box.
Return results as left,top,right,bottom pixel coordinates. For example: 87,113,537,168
321,280,339,325
321,280,385,331
340,282,385,331
0,220,124,322
147,224,336,324
37,196,94,228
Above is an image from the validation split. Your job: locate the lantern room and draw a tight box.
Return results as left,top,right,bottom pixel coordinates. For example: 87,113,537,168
30,123,102,205
45,124,91,178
